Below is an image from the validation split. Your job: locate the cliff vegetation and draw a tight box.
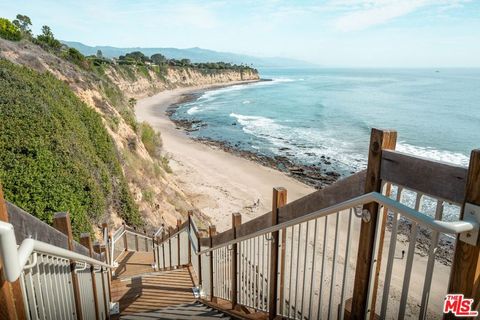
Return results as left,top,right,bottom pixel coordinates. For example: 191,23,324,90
0,15,259,236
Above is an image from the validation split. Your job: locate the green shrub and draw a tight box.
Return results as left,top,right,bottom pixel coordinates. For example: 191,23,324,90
63,47,90,69
0,60,141,236
0,18,22,41
140,122,162,158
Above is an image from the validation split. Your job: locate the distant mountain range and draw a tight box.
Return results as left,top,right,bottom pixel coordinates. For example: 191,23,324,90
62,41,316,68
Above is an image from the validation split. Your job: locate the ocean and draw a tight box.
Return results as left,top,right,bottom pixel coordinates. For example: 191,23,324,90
171,68,480,177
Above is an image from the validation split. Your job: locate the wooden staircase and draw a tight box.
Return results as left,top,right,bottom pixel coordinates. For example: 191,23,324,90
111,251,197,318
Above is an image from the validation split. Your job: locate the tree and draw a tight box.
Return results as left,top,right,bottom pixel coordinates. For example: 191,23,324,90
12,14,32,36
151,53,166,65
36,25,61,50
96,49,103,58
0,18,22,41
180,58,191,67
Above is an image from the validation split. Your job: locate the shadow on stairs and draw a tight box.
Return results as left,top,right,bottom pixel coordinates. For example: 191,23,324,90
120,301,233,319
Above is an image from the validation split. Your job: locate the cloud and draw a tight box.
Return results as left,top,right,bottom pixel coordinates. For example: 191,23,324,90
330,0,471,32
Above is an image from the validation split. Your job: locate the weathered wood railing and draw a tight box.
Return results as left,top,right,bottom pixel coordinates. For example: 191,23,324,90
148,128,480,319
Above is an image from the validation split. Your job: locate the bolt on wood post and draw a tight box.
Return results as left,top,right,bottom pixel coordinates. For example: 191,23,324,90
94,243,109,318
177,219,182,266
446,150,480,319
231,213,242,310
350,128,397,320
0,185,27,320
80,234,101,320
209,225,217,302
122,222,128,251
53,211,83,320
268,187,287,320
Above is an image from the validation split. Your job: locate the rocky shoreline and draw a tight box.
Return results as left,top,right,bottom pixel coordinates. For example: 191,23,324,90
166,96,341,189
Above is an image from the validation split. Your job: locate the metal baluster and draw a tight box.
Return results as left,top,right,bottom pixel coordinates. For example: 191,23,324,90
317,215,329,318
338,209,354,320
328,212,340,320
380,186,404,318
293,223,302,319
24,258,39,320
288,226,295,319
31,255,46,319
39,255,53,319
307,218,319,319
398,193,423,320
255,236,259,309
419,200,444,319
300,220,311,318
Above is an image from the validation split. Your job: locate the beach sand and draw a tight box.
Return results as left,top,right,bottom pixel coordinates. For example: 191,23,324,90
136,82,450,318
135,82,314,232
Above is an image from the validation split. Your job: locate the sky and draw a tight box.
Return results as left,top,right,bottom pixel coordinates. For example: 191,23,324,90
1,0,480,67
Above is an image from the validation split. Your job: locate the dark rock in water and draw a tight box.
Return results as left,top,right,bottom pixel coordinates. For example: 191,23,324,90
324,160,331,165
321,155,325,159
232,122,237,126
289,167,304,174
279,147,290,151
326,171,340,177
306,152,316,156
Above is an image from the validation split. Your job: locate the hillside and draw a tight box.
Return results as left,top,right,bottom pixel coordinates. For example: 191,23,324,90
63,41,317,68
0,36,259,236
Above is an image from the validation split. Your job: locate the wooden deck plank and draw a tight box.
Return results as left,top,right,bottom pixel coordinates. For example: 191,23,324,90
111,253,196,318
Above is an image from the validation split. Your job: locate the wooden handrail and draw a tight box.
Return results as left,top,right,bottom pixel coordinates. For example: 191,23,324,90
380,149,467,204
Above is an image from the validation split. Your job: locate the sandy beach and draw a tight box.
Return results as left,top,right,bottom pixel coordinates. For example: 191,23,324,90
136,82,314,232
135,81,453,318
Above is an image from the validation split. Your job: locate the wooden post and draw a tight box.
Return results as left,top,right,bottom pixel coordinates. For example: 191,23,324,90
231,213,242,309
53,212,83,320
134,227,139,251
188,212,193,265
0,186,26,320
350,128,397,319
101,223,110,265
268,187,287,319
177,219,181,266
447,150,480,318
168,227,173,269
209,225,217,302
80,234,101,320
122,222,128,251
100,243,112,315
94,243,109,318
144,229,148,252
161,232,166,270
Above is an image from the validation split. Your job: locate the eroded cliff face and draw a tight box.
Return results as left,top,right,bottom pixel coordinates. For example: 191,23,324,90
105,63,259,99
0,38,258,233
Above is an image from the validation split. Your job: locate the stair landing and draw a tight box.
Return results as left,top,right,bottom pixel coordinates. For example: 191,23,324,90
111,251,196,317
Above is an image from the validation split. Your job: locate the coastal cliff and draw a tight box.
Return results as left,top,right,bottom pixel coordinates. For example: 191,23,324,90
107,65,259,99
0,38,259,235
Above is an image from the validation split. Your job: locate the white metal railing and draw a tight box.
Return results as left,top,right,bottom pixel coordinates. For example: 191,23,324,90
109,225,160,266
185,190,477,319
0,220,112,320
